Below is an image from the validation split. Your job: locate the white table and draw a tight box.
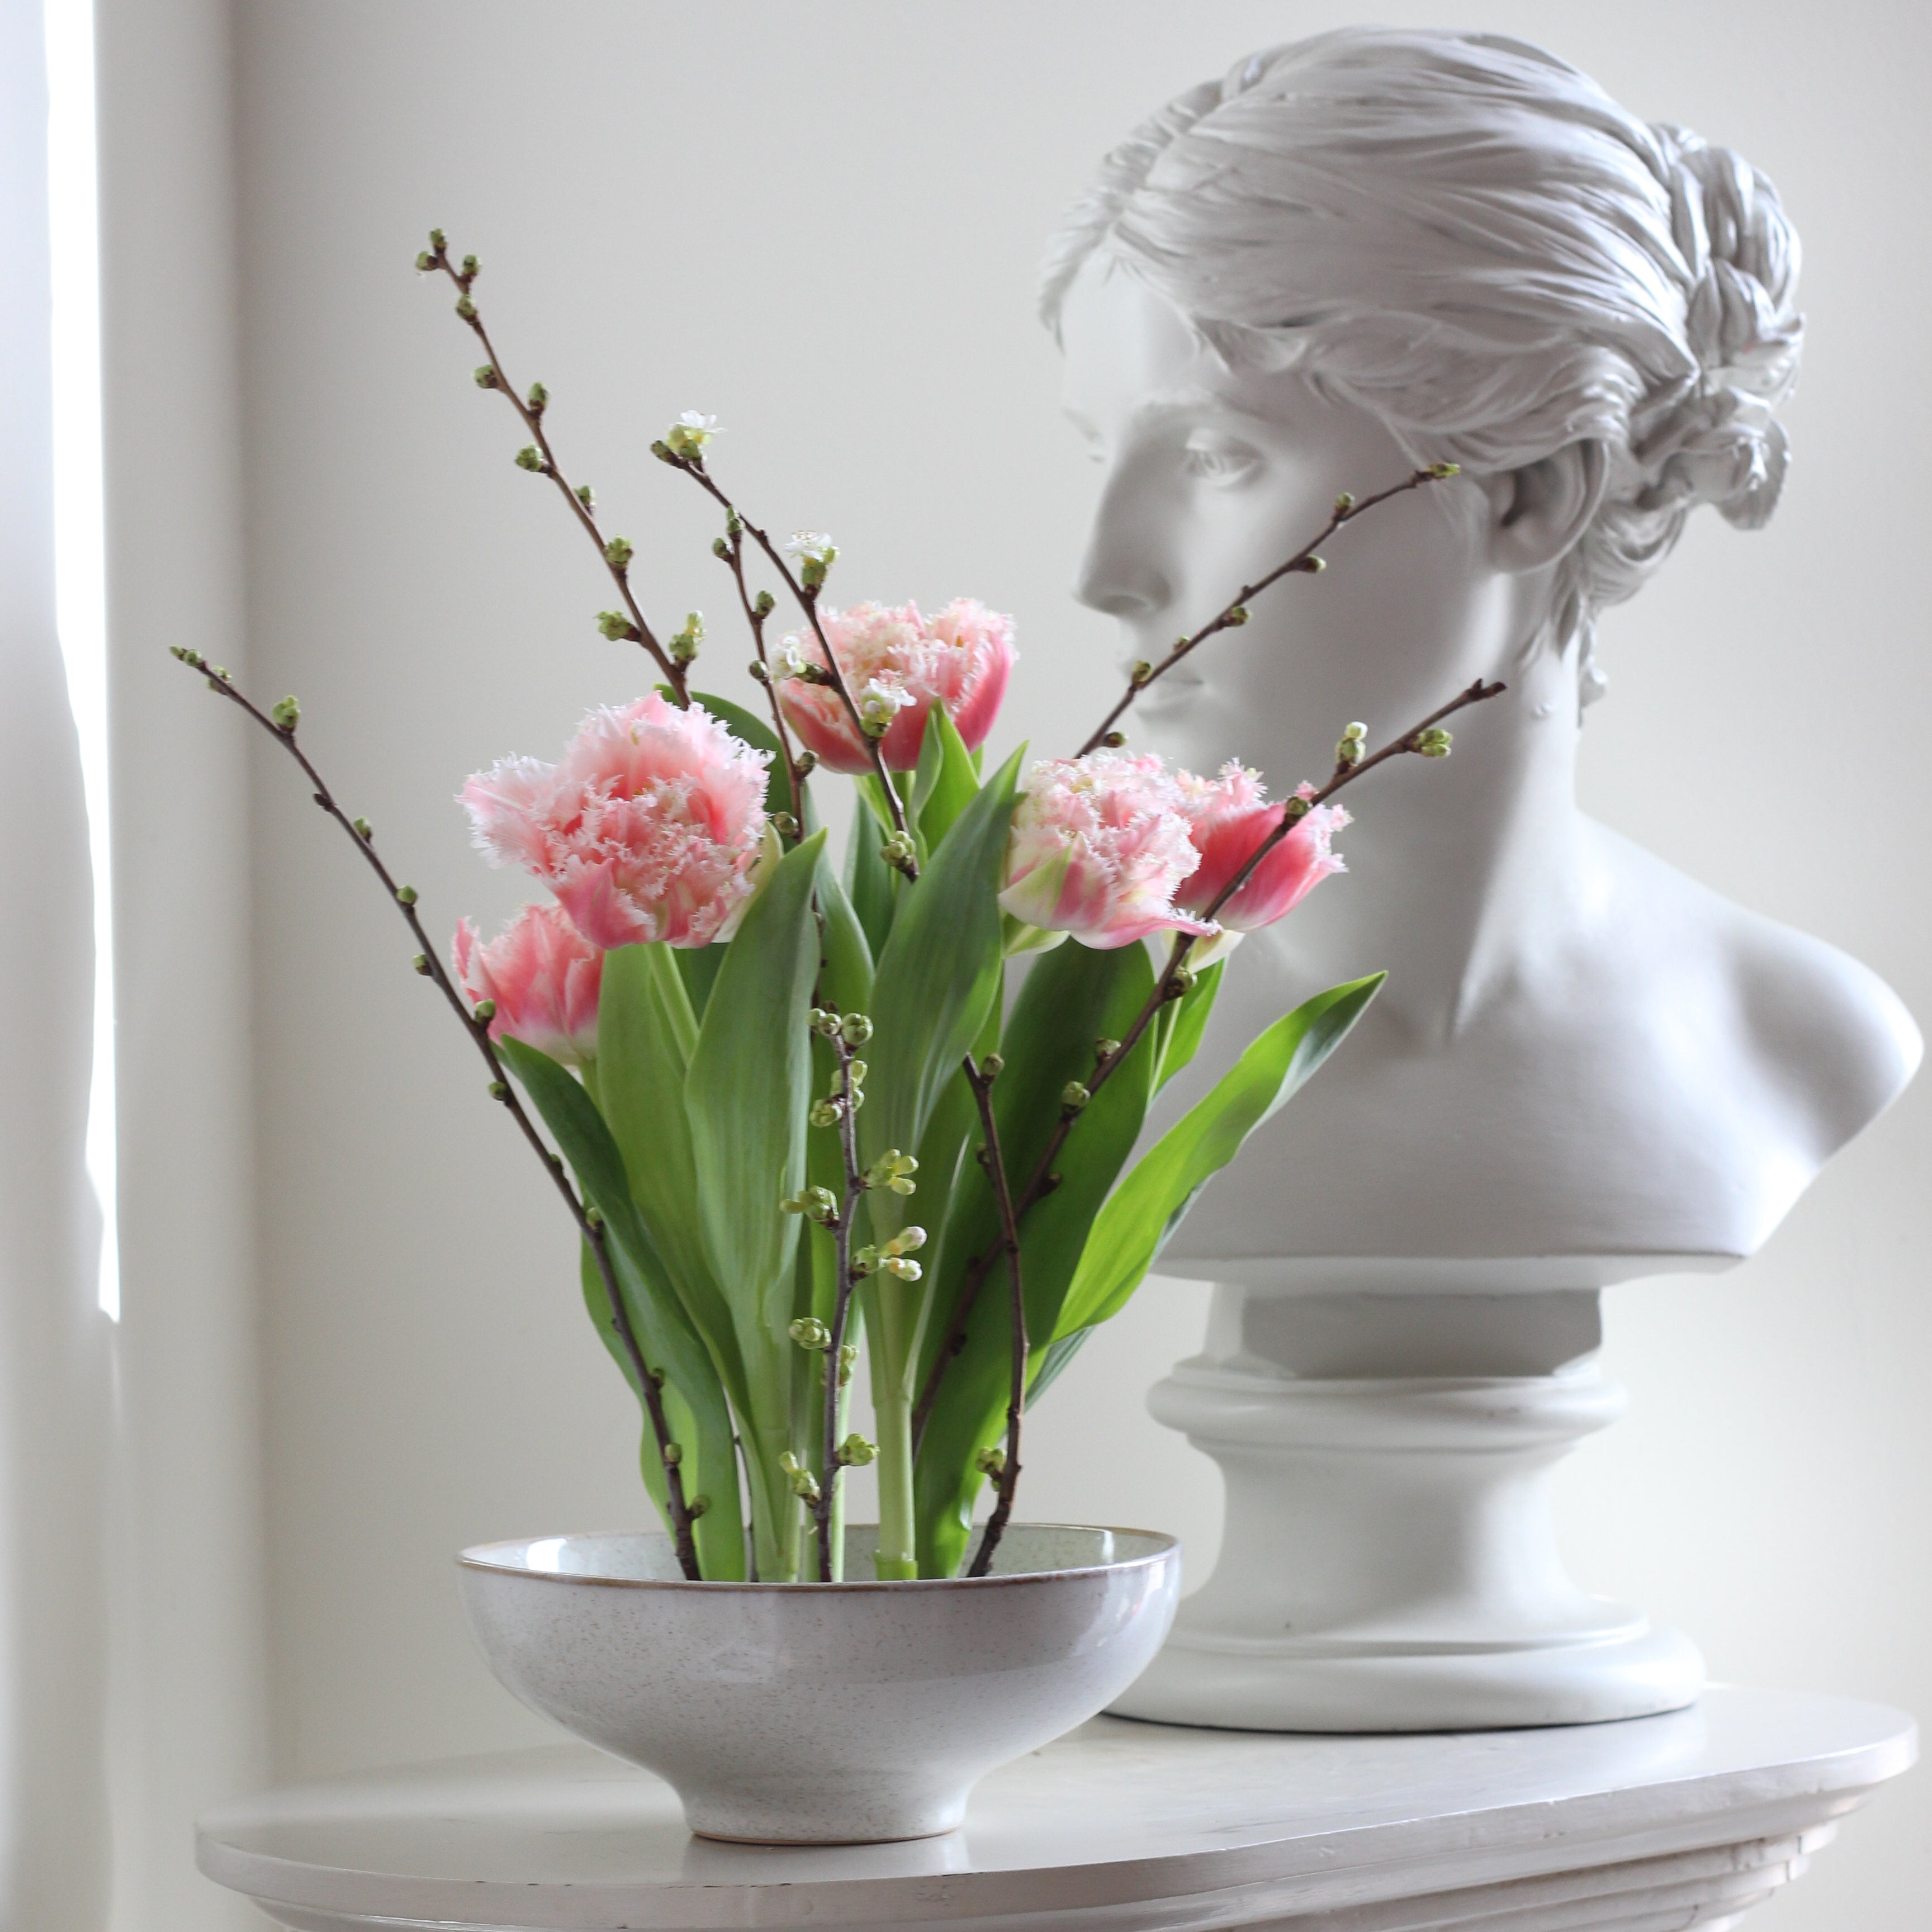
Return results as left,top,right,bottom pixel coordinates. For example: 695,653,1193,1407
198,1685,1915,1931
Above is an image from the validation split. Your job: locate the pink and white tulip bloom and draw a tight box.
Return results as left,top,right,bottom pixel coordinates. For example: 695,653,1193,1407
775,598,1015,773
998,752,1222,952
1176,765,1348,961
454,902,603,1067
461,694,771,950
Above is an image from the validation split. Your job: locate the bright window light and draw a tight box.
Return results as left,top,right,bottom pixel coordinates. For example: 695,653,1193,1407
45,0,117,1319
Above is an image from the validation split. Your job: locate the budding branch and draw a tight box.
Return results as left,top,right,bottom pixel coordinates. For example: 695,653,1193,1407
962,1052,1026,1578
420,236,688,704
169,652,704,1581
1076,467,1456,759
657,451,918,874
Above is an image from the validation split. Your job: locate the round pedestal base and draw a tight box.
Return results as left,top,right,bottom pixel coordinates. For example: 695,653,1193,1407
1111,1619,1704,1731
1125,1317,1705,1732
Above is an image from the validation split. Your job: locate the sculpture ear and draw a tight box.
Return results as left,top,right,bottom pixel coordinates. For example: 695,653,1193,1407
1482,442,1607,574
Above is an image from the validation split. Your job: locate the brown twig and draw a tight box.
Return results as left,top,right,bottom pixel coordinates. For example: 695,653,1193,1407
1075,468,1457,759
168,648,704,1580
416,233,688,703
713,520,810,831
813,1022,868,1584
654,447,917,874
912,676,1505,1445
962,1053,1025,1578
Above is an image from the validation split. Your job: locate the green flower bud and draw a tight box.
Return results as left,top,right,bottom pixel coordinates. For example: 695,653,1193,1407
661,1442,683,1467
772,811,799,838
809,1099,842,1129
1427,461,1461,479
880,1255,922,1281
526,380,547,410
595,610,637,641
1225,605,1249,627
754,589,775,618
789,1317,831,1350
472,364,496,388
885,1226,926,1255
1334,491,1357,512
686,1494,710,1519
473,998,496,1022
794,749,817,776
487,1079,509,1100
650,439,676,464
513,444,543,471
711,536,730,560
1093,1038,1120,1062
837,1433,877,1467
412,954,430,976
454,295,476,320
427,228,446,250
1130,660,1153,685
395,885,418,906
1062,1080,1091,1113
981,1054,1003,1079
461,253,480,277
841,1013,873,1046
974,1446,1007,1476
604,536,634,570
1301,554,1326,574
1102,731,1126,748
838,1341,858,1386
352,816,372,839
415,250,435,272
271,694,301,732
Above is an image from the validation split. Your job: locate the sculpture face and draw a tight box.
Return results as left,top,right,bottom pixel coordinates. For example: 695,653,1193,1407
1059,255,1541,790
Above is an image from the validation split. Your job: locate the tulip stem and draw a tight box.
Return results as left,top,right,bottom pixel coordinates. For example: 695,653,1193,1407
418,236,689,704
656,453,919,877
1074,467,1457,759
913,675,1507,1447
962,1053,1026,1578
167,651,705,1580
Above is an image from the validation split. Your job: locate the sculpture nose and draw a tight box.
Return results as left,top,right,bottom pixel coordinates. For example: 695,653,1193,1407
1074,477,1172,617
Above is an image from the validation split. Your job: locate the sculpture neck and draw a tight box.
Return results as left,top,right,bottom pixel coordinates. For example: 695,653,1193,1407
1272,679,1585,1040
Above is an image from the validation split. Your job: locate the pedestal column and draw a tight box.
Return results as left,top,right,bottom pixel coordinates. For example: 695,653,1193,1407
1111,1280,1704,1731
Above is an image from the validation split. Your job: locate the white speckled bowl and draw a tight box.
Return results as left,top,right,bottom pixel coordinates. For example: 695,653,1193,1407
458,1523,1180,1844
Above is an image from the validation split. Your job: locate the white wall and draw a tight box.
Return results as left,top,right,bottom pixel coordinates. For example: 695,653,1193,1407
197,4,1930,1928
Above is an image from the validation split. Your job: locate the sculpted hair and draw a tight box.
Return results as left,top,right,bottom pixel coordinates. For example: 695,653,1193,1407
1041,29,1802,704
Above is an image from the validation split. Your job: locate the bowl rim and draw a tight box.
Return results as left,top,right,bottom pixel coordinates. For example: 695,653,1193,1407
457,1522,1180,1593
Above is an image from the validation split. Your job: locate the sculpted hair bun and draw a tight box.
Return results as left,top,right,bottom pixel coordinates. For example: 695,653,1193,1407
1639,128,1802,531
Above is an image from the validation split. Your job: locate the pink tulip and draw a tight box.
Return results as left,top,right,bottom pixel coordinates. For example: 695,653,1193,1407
462,694,771,949
454,902,603,1067
1176,765,1349,944
775,598,1015,773
998,752,1221,951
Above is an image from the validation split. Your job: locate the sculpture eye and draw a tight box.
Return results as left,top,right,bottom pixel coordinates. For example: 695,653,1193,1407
1181,433,1261,486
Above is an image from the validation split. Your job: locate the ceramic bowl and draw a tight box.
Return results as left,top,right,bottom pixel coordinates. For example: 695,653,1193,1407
458,1523,1180,1843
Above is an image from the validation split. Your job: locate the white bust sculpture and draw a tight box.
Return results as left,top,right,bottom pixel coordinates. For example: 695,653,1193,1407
1046,29,1921,1728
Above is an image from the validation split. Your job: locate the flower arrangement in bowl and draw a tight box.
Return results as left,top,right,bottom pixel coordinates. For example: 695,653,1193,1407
168,232,1498,1842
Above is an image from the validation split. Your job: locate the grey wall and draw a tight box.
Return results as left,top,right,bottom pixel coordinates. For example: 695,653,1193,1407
214,5,1927,1928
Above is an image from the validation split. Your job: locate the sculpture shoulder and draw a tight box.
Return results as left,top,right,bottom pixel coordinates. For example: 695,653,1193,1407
1584,822,1922,1162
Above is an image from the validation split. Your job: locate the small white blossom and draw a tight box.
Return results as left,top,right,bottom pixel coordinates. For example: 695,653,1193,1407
772,637,811,680
676,410,724,444
856,679,913,731
784,531,837,562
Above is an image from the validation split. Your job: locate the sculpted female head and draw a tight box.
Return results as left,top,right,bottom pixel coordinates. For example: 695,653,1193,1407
1046,29,1802,771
